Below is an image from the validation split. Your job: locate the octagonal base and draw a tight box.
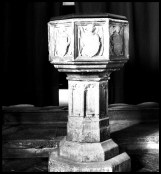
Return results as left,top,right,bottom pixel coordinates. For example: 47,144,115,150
59,137,119,162
48,150,131,172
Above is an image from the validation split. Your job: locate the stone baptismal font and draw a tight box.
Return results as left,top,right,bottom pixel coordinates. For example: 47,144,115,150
48,13,131,172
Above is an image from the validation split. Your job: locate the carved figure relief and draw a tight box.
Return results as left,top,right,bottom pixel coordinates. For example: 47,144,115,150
110,24,124,56
54,26,72,57
78,24,104,57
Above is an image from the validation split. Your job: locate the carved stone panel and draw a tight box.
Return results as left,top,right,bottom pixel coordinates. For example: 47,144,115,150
78,24,103,57
68,80,109,119
84,83,96,117
68,80,101,118
48,22,74,62
100,81,108,118
75,20,109,60
109,20,129,60
48,17,129,63
68,81,84,117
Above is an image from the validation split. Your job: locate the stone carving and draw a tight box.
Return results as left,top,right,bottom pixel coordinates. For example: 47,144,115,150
78,24,104,57
48,14,130,172
54,26,72,57
84,84,95,117
71,84,78,115
100,83,108,116
109,24,124,56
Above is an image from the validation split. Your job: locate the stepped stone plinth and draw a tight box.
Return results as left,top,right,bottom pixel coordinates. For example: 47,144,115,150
48,13,131,172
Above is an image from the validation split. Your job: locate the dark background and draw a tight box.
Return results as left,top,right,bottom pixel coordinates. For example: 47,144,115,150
2,2,159,106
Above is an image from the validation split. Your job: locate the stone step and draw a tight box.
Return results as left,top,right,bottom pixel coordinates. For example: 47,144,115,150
2,105,68,125
2,102,159,125
2,158,158,172
2,145,159,172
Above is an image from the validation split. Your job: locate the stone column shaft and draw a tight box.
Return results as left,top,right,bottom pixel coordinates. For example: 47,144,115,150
67,77,110,143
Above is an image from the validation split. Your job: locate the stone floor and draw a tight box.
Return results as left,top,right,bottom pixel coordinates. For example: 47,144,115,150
2,122,159,172
2,153,159,172
2,103,159,172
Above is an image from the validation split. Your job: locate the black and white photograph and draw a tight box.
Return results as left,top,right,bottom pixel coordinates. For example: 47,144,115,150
2,2,159,172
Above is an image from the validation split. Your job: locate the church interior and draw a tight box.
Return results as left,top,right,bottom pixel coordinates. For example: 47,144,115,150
2,2,159,172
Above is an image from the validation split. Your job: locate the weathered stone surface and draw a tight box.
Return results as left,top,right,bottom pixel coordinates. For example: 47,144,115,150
59,137,119,162
49,151,131,172
48,14,129,62
68,80,108,119
67,117,110,142
48,13,130,172
3,121,158,159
